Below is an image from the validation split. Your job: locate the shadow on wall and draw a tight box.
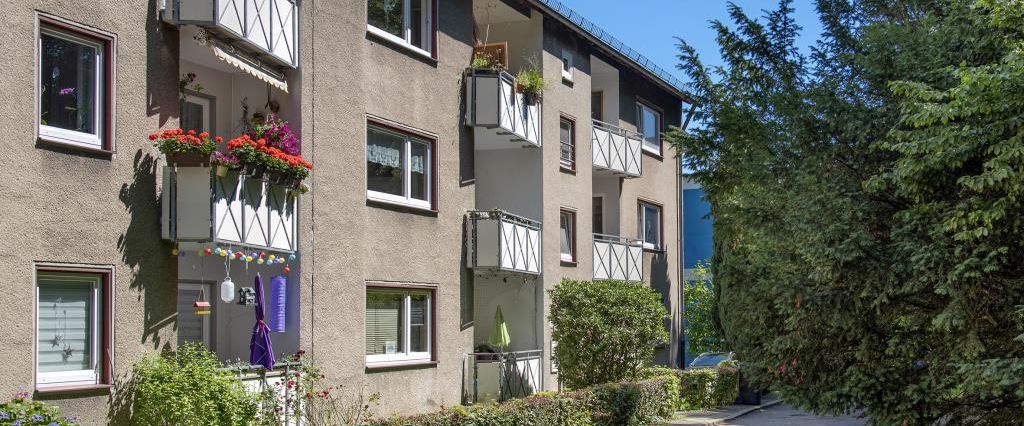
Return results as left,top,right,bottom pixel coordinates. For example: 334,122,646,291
649,253,673,366
119,150,178,348
147,0,179,126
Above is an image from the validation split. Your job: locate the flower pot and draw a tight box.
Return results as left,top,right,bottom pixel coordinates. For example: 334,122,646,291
165,152,211,167
523,91,541,105
215,165,230,177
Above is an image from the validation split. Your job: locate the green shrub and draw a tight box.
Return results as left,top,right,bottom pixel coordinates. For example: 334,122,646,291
130,343,259,426
0,393,78,425
677,365,739,411
367,392,590,426
549,279,669,389
586,376,679,425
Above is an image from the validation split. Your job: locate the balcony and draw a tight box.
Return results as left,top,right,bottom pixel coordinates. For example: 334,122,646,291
466,210,542,275
464,350,544,404
465,69,542,149
224,363,301,425
162,167,298,252
164,0,298,68
592,120,642,177
593,234,643,282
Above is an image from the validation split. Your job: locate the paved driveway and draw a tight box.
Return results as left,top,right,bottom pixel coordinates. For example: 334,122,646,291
720,404,865,426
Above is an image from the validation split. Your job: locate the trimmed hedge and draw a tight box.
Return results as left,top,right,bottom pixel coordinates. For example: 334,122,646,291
587,375,680,425
366,392,591,426
368,376,680,426
677,364,740,410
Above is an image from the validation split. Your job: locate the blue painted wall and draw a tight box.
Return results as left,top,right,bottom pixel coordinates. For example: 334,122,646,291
683,188,713,269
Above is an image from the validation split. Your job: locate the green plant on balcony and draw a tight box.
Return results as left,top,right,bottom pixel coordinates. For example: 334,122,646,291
470,51,502,71
150,128,222,167
515,63,546,104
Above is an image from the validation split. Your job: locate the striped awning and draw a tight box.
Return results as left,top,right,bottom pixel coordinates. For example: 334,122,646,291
210,44,289,93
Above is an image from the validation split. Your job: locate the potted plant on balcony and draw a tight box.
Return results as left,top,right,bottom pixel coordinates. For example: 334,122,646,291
210,151,240,177
515,65,546,105
150,128,220,167
227,135,313,188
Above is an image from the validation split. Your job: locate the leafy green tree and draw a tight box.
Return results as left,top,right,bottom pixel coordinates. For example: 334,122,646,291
684,262,726,356
669,0,1024,423
549,279,669,389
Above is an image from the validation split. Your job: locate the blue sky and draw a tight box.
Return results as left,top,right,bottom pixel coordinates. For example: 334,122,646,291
555,0,823,82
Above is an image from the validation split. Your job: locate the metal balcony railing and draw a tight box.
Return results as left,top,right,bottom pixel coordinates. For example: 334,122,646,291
221,361,302,425
465,69,543,148
165,0,299,68
592,120,642,177
466,210,542,275
593,233,644,282
465,350,544,404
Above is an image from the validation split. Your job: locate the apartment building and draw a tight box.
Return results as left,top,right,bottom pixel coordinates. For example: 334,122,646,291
2,0,691,422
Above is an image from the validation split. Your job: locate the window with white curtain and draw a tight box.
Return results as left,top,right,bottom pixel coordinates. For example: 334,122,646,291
637,201,662,250
367,0,434,56
38,22,110,150
36,272,104,387
637,102,662,155
366,288,432,365
560,209,576,263
367,124,433,209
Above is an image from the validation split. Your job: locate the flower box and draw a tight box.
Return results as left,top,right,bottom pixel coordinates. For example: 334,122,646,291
166,152,212,167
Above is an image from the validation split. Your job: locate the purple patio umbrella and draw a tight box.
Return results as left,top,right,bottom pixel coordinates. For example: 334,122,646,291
249,273,276,370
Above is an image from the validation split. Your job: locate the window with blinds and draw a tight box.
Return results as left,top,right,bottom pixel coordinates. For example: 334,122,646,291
36,272,102,387
366,288,432,365
177,284,210,347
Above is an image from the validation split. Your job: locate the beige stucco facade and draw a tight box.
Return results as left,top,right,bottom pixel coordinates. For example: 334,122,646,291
0,0,689,422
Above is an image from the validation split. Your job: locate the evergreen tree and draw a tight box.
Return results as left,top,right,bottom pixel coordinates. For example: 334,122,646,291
670,0,1024,423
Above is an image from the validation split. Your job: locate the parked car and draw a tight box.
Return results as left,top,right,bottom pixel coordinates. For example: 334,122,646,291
688,351,735,369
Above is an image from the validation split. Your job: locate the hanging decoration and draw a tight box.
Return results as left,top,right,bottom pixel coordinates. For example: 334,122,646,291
193,281,212,315
238,287,257,306
220,276,235,303
269,275,287,332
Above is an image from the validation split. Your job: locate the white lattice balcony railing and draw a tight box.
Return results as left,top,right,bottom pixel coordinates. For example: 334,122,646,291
164,0,298,68
466,210,542,275
592,233,643,282
465,69,542,148
464,350,544,404
222,362,302,425
161,167,298,252
592,120,642,177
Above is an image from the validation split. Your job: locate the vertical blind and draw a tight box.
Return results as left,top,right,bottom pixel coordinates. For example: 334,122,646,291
37,275,97,375
176,286,207,346
366,292,403,355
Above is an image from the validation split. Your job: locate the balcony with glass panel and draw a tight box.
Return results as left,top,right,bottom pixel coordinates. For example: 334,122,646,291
592,119,642,178
465,70,543,149
466,210,542,276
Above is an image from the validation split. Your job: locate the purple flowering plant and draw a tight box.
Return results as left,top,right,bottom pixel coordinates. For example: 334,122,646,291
0,393,77,425
210,151,240,169
249,113,301,156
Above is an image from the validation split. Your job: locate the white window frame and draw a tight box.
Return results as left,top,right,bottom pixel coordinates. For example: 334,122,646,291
177,282,211,347
365,288,433,365
559,209,576,262
561,48,574,82
559,117,575,170
637,200,662,250
37,24,106,150
592,195,605,235
637,102,662,155
366,125,433,210
366,0,434,59
36,272,103,388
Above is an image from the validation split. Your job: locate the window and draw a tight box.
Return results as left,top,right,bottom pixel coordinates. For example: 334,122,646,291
637,102,662,155
366,288,433,365
637,201,663,250
38,20,113,150
367,123,434,210
36,270,110,388
561,48,574,81
559,209,576,263
559,117,575,170
592,196,604,234
182,94,214,134
367,0,434,56
177,283,211,347
591,92,603,121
